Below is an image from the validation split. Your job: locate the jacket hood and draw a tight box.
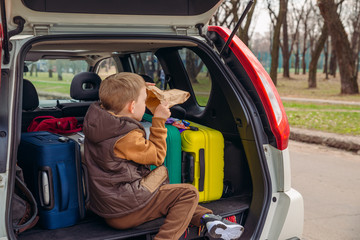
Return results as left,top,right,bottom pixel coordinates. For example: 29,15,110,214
83,102,144,143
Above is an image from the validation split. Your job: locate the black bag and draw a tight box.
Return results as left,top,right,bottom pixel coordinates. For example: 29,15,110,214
11,165,39,235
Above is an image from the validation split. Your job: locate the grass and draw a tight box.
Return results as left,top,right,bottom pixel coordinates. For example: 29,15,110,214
284,101,360,135
283,102,360,111
277,72,360,136
24,72,73,95
187,72,212,106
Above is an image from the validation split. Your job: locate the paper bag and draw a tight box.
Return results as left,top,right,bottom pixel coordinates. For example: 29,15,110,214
145,85,190,114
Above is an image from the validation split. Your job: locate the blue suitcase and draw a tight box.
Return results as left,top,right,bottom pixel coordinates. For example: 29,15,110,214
17,131,86,229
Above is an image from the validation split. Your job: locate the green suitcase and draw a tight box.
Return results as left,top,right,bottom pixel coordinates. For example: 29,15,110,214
141,113,182,184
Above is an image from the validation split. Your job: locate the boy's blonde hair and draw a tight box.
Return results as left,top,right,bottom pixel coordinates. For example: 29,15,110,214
99,72,146,113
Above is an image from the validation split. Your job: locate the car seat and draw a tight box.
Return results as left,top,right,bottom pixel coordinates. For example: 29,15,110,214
22,79,62,132
60,72,101,119
140,74,154,84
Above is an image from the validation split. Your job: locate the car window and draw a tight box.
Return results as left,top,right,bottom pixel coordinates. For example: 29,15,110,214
130,53,162,84
178,48,211,106
23,59,88,106
96,58,118,80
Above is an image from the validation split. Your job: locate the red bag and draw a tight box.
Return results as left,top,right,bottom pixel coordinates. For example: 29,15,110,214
27,116,82,134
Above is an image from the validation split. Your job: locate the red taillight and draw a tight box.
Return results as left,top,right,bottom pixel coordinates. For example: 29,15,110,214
208,26,289,150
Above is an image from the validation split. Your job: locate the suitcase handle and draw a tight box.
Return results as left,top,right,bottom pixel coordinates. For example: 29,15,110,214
199,149,205,192
81,164,90,205
57,162,70,211
181,152,194,183
38,166,55,210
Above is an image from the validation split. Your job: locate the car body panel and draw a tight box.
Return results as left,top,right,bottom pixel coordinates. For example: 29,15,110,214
261,144,304,240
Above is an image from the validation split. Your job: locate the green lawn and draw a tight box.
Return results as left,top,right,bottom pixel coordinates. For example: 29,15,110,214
24,72,74,96
284,101,360,135
278,73,360,135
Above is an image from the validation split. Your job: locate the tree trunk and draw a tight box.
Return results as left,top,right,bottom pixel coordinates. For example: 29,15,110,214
302,23,308,75
295,46,300,74
356,38,360,81
282,9,290,78
323,37,329,79
295,34,300,75
30,64,36,77
308,24,328,88
57,62,63,81
329,47,336,77
186,50,203,83
58,71,63,81
318,0,359,94
270,0,287,85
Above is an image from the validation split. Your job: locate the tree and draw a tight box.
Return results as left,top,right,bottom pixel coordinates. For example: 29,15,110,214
300,3,313,74
48,60,54,78
323,37,329,79
185,50,204,83
318,0,359,94
281,0,306,78
30,63,38,77
329,48,337,77
348,0,360,81
267,0,287,85
281,3,290,78
308,24,328,88
294,33,301,74
210,0,257,47
56,60,63,81
238,0,257,46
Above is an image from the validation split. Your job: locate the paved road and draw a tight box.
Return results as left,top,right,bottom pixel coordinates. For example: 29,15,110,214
289,140,360,240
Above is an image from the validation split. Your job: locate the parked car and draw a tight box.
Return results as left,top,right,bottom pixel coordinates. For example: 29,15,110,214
0,0,303,239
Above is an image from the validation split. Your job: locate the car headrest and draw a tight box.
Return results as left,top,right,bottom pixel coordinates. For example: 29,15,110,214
70,72,102,101
140,74,154,83
23,79,39,111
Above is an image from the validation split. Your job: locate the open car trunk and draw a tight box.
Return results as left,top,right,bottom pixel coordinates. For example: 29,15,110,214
11,33,270,239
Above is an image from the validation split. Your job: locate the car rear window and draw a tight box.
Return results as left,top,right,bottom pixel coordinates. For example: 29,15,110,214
21,0,219,16
23,59,88,106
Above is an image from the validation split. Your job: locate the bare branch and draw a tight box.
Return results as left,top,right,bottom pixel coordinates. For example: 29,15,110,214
266,0,278,23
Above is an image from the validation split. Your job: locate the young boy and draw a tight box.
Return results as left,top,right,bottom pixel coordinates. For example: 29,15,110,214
83,72,244,240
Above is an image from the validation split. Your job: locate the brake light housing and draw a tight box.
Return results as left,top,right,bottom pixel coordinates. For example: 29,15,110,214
208,26,290,150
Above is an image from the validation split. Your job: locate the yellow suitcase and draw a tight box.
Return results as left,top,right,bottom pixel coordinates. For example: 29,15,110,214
181,122,224,202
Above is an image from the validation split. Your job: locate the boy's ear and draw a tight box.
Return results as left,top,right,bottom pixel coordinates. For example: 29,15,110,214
129,100,135,114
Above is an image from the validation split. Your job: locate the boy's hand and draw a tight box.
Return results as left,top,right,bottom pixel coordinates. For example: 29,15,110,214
154,102,171,119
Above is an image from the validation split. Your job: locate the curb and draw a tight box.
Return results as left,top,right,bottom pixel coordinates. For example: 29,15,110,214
290,127,360,154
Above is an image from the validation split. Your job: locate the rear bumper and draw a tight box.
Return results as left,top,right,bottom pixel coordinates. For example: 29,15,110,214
261,188,304,240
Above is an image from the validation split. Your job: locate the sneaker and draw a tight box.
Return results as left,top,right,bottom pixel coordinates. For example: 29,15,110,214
201,214,244,240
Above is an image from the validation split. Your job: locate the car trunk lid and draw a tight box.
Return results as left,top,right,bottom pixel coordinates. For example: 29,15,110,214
3,0,222,36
